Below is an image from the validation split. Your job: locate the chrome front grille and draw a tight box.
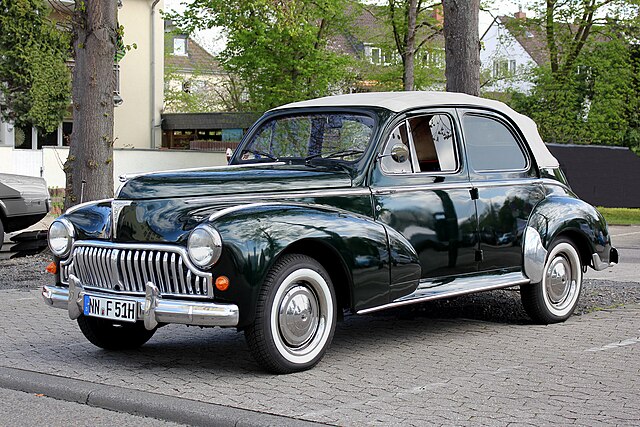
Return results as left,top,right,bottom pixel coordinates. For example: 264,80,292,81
60,241,212,298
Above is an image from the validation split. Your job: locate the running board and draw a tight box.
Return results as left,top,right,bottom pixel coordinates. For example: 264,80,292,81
357,272,530,315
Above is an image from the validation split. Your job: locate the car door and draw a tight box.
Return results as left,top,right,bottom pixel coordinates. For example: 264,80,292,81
370,109,478,300
459,109,546,272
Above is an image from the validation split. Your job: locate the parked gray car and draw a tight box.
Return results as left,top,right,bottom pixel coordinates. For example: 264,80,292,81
0,173,50,248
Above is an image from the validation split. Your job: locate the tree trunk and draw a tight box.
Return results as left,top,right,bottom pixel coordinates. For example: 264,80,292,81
443,0,480,96
402,0,418,91
64,0,117,209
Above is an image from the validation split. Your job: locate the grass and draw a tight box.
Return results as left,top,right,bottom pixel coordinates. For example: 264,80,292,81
597,207,640,225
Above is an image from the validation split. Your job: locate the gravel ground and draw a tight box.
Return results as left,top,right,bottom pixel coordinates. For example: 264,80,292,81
0,250,52,291
1,250,637,323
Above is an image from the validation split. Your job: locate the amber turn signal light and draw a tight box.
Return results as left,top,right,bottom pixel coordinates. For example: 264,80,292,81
46,262,57,275
215,276,230,291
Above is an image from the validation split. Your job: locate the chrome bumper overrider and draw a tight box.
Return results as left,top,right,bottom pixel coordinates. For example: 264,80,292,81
42,274,239,330
592,247,619,271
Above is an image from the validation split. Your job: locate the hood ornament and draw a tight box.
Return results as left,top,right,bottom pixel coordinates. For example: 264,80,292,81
111,200,133,239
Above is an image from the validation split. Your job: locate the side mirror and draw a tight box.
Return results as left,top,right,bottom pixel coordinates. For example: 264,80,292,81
390,144,409,163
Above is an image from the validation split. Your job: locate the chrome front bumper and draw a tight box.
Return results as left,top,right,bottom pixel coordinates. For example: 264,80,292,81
42,274,239,330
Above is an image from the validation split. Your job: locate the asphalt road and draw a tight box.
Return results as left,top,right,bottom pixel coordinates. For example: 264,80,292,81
586,225,640,282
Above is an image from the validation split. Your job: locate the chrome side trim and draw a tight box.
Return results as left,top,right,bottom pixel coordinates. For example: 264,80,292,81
208,202,282,221
65,198,113,215
42,278,239,328
372,179,543,195
357,272,530,315
188,188,371,208
523,226,547,283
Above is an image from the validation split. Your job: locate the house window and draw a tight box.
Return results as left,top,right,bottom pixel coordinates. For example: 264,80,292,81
365,45,391,65
492,60,516,77
424,49,445,67
371,47,381,64
14,122,72,149
173,37,187,56
62,122,73,146
14,126,34,150
37,129,58,149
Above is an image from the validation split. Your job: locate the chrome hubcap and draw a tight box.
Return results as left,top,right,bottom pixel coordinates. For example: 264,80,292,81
546,256,572,304
278,285,319,348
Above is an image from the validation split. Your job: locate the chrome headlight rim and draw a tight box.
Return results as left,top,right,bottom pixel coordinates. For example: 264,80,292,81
48,218,75,258
187,224,222,269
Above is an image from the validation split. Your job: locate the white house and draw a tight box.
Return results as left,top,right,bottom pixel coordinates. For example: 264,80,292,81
480,11,545,93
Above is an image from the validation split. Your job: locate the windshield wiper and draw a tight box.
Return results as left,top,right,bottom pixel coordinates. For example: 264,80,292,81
304,149,365,163
241,148,278,161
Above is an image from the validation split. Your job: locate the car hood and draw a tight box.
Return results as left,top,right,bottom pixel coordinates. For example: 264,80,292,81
0,173,48,200
116,164,353,200
66,164,356,243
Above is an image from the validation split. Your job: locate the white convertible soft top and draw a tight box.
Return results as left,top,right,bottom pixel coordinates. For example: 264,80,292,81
273,91,560,169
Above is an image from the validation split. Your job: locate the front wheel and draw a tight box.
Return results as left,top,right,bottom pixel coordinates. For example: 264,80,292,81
521,237,583,324
245,254,337,374
78,316,156,350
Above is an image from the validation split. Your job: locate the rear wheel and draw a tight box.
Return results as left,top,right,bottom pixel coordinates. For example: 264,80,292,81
0,219,4,251
77,316,156,350
245,254,337,374
521,237,583,324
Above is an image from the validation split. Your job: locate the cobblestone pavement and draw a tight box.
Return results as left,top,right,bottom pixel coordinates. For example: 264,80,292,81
1,288,639,426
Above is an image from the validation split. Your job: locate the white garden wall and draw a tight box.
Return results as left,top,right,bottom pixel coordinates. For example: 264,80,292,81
0,146,227,189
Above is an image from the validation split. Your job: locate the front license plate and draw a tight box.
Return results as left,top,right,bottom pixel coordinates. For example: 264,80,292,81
83,295,137,323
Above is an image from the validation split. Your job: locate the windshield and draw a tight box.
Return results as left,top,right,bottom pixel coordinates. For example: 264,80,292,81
236,113,376,164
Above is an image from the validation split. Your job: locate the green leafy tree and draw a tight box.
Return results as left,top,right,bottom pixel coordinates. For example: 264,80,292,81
386,1,443,90
0,0,71,133
505,1,640,152
356,2,444,91
172,0,355,111
512,37,639,150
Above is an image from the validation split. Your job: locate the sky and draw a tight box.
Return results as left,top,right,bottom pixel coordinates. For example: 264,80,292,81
163,0,531,55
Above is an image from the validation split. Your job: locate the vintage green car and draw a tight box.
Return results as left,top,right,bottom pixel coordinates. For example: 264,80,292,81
43,92,618,373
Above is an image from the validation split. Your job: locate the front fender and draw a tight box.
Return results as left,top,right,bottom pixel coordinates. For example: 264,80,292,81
524,196,614,281
207,203,394,327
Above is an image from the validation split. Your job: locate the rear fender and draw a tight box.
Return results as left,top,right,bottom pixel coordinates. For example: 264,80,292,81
524,196,613,282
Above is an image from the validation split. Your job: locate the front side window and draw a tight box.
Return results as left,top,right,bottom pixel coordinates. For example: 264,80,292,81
380,123,412,174
380,113,458,175
408,114,457,173
463,115,527,172
238,113,375,163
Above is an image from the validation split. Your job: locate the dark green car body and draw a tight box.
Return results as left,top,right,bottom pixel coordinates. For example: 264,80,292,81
48,94,617,330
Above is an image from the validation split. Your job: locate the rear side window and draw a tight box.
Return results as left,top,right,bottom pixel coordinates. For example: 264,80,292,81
463,115,527,171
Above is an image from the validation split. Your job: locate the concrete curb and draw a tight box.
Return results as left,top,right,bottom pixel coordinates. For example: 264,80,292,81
0,367,326,427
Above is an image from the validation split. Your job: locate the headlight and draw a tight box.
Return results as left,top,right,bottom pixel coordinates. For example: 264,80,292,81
187,225,222,269
48,218,74,257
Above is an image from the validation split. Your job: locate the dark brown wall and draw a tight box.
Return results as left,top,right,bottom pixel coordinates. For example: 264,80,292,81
547,144,640,208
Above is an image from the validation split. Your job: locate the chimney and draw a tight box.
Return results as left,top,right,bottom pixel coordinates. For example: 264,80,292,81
514,8,526,19
432,5,444,26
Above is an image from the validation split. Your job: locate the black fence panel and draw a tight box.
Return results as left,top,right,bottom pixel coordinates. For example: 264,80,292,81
547,144,640,208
